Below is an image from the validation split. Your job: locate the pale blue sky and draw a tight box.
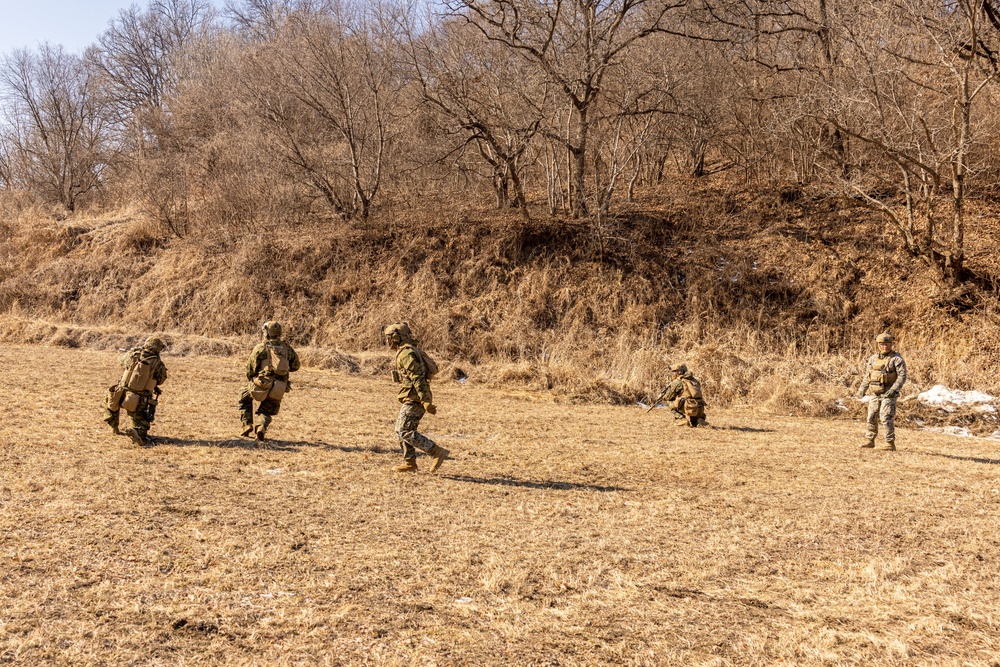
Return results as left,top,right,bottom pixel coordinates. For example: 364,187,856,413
0,0,223,55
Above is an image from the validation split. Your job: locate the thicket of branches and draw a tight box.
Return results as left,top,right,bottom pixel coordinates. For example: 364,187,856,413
4,0,1000,290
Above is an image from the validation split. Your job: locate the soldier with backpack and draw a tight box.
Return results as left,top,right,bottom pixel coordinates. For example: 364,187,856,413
383,322,449,472
656,363,708,428
104,336,169,446
238,321,300,441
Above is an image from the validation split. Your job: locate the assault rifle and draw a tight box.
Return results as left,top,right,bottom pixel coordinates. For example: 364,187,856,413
146,387,163,422
646,385,671,413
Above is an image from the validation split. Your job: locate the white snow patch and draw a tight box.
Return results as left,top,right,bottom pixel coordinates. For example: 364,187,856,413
930,425,974,438
916,385,997,413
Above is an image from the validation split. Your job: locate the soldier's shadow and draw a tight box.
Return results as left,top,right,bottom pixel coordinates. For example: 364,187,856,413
441,474,628,493
915,451,1000,466
717,425,775,433
148,436,394,455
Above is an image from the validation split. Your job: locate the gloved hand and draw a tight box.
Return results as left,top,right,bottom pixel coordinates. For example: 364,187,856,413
423,402,437,415
884,389,898,399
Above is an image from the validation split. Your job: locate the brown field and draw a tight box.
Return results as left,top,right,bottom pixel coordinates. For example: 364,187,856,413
2,344,1000,666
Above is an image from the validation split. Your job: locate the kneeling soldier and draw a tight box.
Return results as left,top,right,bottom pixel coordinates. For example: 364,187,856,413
384,322,448,472
660,363,707,428
238,321,300,441
857,331,907,451
104,336,168,446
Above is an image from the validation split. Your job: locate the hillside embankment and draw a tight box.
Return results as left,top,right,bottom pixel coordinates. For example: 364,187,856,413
3,177,1000,430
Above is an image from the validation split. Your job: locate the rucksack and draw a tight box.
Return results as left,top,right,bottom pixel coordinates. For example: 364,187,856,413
122,353,158,392
402,344,439,379
263,341,290,375
682,377,703,399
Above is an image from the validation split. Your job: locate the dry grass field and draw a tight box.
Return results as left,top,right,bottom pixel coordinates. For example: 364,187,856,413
2,344,1000,666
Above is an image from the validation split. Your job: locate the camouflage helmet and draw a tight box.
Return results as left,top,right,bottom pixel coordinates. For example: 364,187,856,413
262,321,282,339
875,332,894,344
383,322,414,343
670,363,687,375
143,336,166,353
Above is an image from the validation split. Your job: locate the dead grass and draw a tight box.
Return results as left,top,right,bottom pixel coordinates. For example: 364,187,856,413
2,344,1000,665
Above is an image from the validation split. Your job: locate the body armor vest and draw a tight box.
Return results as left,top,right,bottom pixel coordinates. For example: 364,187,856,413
868,355,898,393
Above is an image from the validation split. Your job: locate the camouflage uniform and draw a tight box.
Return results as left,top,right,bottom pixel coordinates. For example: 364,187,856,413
104,343,168,443
394,343,437,460
662,370,707,426
238,323,300,439
384,323,448,472
858,348,907,448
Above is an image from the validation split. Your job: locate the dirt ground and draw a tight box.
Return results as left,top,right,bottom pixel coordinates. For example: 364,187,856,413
1,344,999,666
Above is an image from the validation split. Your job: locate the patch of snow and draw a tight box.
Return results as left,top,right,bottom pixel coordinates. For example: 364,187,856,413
917,384,997,412
931,425,974,438
917,385,997,413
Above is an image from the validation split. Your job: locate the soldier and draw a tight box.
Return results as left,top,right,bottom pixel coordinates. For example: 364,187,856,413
238,321,300,441
857,331,907,451
383,322,448,472
104,336,168,446
658,363,708,428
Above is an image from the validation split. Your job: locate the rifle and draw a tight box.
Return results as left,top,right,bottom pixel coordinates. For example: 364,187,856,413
146,387,163,422
646,385,671,413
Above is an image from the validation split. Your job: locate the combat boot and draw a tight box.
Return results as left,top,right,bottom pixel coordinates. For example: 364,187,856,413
879,442,897,451
104,418,121,435
240,424,254,438
859,440,875,449
427,445,450,472
395,459,418,472
125,428,147,447
673,417,688,427
255,425,267,441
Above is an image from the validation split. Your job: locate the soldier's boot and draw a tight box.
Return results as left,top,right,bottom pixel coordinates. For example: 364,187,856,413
427,445,450,472
255,424,267,441
240,424,254,438
395,459,418,473
126,428,147,447
879,441,897,451
673,417,689,427
104,417,121,436
688,416,699,428
859,439,875,449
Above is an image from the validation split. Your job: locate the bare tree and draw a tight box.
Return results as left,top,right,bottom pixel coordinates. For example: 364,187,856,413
88,0,214,143
819,0,1000,292
445,0,690,218
243,0,407,219
225,0,294,42
0,46,108,211
402,15,547,216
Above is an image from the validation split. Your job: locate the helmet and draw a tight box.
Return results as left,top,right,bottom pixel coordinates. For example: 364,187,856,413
143,336,165,353
383,322,413,343
670,363,687,375
262,321,282,339
875,332,894,344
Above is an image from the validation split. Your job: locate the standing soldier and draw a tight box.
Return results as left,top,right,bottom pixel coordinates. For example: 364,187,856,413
104,336,168,446
383,322,448,472
654,363,708,428
857,332,907,451
238,321,300,441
